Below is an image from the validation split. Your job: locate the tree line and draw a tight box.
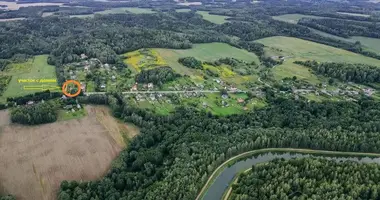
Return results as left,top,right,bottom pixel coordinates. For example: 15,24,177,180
230,157,380,199
295,60,380,83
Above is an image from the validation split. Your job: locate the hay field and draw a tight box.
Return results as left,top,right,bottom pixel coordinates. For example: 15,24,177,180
272,14,326,24
256,36,380,66
0,106,139,200
256,36,380,84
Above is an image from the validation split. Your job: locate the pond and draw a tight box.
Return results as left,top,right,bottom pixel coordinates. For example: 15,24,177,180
202,152,380,200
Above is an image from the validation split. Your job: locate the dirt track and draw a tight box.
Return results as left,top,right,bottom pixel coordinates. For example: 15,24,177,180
0,106,138,200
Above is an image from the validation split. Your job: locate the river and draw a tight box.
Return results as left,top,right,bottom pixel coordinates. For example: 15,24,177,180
202,152,380,200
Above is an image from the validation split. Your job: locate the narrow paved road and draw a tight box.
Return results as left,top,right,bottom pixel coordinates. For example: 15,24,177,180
84,90,246,95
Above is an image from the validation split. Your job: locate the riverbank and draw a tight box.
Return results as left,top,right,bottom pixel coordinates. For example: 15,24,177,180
196,148,380,200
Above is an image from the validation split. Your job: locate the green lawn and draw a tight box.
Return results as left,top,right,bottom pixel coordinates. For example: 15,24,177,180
272,14,326,24
256,36,380,66
0,55,58,101
197,11,228,24
70,7,155,18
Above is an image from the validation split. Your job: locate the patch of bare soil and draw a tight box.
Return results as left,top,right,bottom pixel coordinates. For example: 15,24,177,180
0,105,139,200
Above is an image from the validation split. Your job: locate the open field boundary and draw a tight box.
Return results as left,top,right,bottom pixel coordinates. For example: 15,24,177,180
195,148,380,200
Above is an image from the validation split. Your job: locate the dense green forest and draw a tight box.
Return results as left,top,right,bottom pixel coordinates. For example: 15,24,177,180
135,67,181,85
295,60,380,84
178,57,203,69
10,101,58,125
57,93,380,200
230,157,380,199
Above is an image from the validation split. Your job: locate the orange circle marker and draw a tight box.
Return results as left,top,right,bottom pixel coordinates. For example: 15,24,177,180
62,80,81,97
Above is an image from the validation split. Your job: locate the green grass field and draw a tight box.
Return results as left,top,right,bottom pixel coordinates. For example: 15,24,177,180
70,7,155,18
351,36,380,53
272,14,326,24
336,12,370,17
197,11,228,24
272,61,321,84
257,36,380,84
0,55,58,102
257,36,380,66
155,43,260,77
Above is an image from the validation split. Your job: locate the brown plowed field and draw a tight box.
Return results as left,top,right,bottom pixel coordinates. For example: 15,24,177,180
0,106,139,200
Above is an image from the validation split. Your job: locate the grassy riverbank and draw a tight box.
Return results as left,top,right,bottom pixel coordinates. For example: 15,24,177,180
196,148,380,200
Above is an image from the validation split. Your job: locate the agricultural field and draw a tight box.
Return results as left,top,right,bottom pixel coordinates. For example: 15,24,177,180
0,55,58,102
272,14,380,54
256,36,380,66
272,14,326,24
70,7,155,18
336,12,370,17
155,43,260,69
0,17,25,22
0,1,63,10
0,106,139,200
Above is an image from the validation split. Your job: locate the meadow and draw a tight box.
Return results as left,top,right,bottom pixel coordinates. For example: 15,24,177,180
272,14,380,54
272,14,326,24
257,36,380,66
196,11,228,24
336,12,370,17
351,36,380,53
0,55,58,102
155,43,260,70
70,7,155,18
257,36,380,85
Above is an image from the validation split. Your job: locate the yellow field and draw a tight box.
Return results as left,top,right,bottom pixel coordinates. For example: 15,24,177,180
124,49,167,72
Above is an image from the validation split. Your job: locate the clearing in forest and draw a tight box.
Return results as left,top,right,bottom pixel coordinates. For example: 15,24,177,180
0,55,58,102
70,7,155,18
197,11,228,24
272,14,326,24
0,106,139,200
